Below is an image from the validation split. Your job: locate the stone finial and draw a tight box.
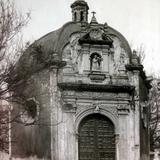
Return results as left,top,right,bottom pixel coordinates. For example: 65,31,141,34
49,51,66,68
132,50,137,56
131,50,140,65
104,22,108,32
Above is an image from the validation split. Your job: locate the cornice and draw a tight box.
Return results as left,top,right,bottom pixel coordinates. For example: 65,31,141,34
58,82,135,94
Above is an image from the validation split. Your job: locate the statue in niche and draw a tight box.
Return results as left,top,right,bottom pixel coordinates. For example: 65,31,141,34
90,53,102,71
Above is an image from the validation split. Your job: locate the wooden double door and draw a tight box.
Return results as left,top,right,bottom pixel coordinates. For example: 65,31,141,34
78,114,115,160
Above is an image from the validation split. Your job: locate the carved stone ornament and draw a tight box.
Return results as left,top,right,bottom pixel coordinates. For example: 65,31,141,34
62,102,77,113
76,103,118,118
88,72,106,81
115,134,120,144
91,54,102,71
92,103,118,116
89,52,106,81
93,103,101,113
89,29,103,40
117,105,130,115
62,34,82,73
113,48,127,75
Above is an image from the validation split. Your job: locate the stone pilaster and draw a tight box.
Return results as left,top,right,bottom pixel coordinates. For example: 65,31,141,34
49,58,66,160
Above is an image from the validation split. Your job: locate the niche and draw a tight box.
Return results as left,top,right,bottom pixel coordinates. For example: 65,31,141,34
90,53,102,72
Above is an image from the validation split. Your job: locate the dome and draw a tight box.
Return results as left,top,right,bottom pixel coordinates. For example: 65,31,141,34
35,21,132,59
16,21,132,77
16,0,132,78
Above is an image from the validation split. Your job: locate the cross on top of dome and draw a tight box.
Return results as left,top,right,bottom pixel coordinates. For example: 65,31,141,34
90,11,98,25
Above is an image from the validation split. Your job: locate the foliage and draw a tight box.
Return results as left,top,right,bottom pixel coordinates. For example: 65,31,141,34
0,0,30,101
0,0,30,152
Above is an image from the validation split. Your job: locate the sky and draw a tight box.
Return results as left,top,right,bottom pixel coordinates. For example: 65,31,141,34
15,0,160,76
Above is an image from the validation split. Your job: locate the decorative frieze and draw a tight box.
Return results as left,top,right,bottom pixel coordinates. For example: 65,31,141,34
76,102,118,118
62,90,130,101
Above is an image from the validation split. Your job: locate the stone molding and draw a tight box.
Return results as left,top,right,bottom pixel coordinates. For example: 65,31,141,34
88,72,106,81
75,106,119,134
58,82,135,94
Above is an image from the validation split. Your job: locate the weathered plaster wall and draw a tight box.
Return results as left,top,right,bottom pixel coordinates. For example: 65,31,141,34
12,69,51,159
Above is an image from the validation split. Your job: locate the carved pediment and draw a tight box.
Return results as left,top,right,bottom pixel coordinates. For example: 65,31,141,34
79,29,113,46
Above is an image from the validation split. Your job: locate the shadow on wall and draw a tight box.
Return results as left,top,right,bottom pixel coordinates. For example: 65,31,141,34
0,152,49,160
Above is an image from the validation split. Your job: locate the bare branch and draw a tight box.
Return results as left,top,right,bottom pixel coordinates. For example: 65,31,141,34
149,79,160,150
0,0,30,152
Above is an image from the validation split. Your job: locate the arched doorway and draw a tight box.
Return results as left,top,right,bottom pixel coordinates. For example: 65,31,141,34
78,114,115,160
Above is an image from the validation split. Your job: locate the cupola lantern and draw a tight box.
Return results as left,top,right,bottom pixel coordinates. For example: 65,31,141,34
71,0,89,22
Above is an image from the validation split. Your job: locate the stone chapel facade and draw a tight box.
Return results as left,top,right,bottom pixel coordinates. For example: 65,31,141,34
11,0,151,160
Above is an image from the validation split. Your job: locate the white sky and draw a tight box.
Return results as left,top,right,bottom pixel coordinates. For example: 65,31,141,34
15,0,160,76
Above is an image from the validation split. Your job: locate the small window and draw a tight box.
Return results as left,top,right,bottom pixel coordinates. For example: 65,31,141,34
74,12,77,21
80,11,84,21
